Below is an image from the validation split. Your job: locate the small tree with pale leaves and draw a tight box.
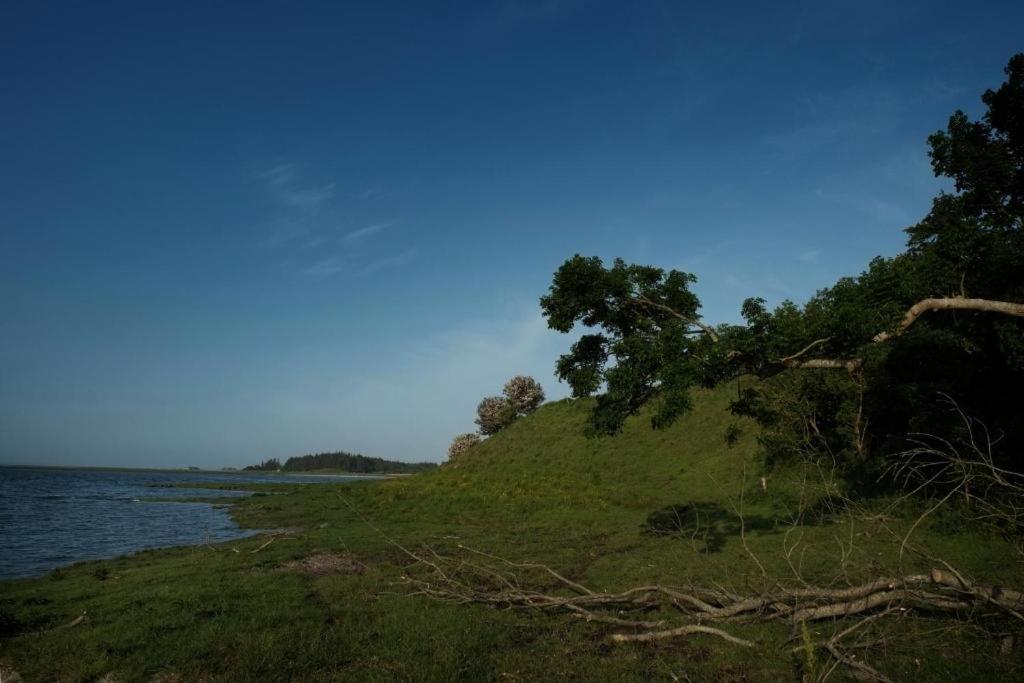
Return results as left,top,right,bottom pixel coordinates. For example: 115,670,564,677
447,432,481,461
503,375,545,416
475,396,516,435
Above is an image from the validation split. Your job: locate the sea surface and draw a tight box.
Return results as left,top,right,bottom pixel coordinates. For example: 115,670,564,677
0,467,372,580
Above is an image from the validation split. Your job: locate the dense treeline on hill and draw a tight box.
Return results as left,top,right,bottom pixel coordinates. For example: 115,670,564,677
542,54,1024,491
245,451,435,474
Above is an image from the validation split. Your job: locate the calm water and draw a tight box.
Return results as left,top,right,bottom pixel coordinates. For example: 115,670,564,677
0,467,371,580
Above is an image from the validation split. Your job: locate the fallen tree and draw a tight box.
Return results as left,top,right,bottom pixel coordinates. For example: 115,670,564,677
397,543,1023,682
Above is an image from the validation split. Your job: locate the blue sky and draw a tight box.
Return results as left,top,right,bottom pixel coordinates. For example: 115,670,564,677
1,1,1021,467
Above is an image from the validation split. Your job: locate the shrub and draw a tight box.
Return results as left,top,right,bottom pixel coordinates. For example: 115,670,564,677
503,375,545,416
447,432,481,460
475,396,516,435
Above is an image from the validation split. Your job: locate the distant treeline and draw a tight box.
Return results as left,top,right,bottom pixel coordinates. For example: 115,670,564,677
245,451,436,474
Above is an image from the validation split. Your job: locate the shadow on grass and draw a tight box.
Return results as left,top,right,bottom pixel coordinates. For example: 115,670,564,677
642,502,781,553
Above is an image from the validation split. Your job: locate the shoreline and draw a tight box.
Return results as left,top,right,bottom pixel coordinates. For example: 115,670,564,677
0,468,381,581
0,463,405,478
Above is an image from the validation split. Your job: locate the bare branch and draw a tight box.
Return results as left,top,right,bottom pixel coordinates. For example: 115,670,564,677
874,297,1024,343
610,624,755,647
774,295,1024,373
779,337,832,365
824,642,894,683
782,357,864,372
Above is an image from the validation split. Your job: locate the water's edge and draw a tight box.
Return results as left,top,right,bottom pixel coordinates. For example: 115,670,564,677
0,467,375,580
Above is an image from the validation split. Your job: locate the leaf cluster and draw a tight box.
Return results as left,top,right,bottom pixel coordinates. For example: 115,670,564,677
541,256,715,434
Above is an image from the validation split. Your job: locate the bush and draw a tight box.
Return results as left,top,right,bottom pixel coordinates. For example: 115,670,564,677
475,396,516,435
503,375,545,416
447,433,481,461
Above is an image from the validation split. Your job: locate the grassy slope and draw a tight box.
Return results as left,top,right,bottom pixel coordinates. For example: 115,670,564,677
2,382,1022,681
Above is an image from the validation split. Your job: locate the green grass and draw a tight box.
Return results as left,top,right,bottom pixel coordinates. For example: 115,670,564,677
2,381,1023,681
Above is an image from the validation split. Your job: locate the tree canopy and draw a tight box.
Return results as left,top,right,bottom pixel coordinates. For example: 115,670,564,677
541,54,1024,476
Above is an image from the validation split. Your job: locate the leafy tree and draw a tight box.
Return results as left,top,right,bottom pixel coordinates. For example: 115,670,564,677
541,54,1024,478
448,433,481,461
474,377,547,436
476,396,516,435
503,375,546,415
540,256,717,434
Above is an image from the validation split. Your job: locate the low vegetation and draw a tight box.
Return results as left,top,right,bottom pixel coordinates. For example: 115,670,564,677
1,383,1023,681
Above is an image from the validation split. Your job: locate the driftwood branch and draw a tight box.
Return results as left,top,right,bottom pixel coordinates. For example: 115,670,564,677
610,624,755,648
403,545,1024,633
399,544,1024,681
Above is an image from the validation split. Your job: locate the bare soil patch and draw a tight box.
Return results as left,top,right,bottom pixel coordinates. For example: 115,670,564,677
281,552,367,576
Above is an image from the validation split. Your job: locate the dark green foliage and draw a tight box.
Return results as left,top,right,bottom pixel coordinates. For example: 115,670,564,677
543,54,1024,482
724,423,743,447
0,609,23,638
280,451,436,474
541,255,719,434
245,453,435,474
741,54,1024,476
244,458,281,471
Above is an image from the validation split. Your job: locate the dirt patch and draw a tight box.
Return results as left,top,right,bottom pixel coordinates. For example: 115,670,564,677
281,552,367,576
0,664,23,682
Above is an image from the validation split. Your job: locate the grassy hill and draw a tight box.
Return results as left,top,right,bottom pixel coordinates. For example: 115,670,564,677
2,381,1022,681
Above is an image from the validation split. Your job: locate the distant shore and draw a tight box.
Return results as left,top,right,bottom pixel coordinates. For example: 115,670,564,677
0,464,407,478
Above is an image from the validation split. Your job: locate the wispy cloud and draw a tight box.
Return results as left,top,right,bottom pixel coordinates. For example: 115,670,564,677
256,163,412,278
798,249,822,263
280,184,336,210
300,255,349,277
297,249,416,278
259,219,310,249
362,249,417,275
344,222,392,243
259,163,296,187
359,185,387,200
258,163,336,211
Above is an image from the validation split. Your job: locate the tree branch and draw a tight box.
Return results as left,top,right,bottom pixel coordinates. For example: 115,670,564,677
628,295,720,343
873,297,1024,343
610,624,755,647
776,296,1024,372
779,337,832,365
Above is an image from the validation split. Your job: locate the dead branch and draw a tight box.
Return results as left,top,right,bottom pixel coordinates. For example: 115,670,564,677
823,642,894,683
886,398,1024,533
773,295,1024,373
250,537,276,553
397,543,1024,683
873,297,1024,343
403,545,1024,631
610,624,755,648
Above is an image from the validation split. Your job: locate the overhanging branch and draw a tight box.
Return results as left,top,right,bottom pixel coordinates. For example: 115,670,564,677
777,296,1024,372
628,295,720,342
873,297,1024,343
